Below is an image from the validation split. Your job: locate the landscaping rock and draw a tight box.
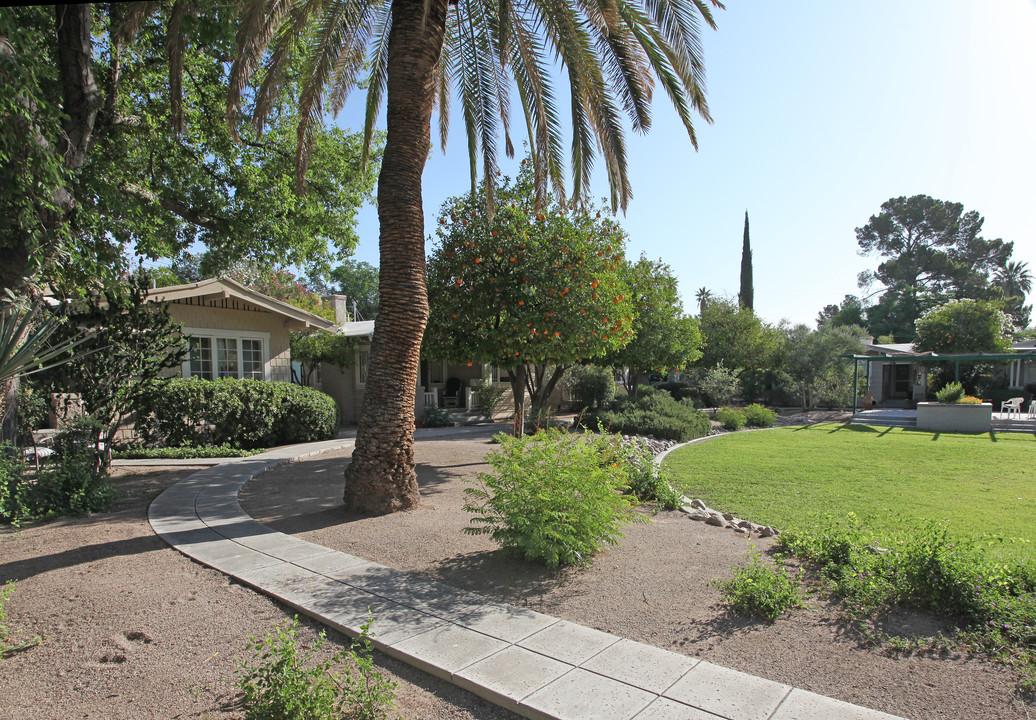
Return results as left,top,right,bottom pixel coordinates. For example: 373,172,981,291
706,513,726,527
690,498,709,511
686,509,711,521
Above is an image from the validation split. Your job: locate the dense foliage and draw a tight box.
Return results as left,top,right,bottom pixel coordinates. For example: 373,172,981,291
696,298,783,372
578,386,711,442
464,428,647,567
780,323,867,410
134,379,337,450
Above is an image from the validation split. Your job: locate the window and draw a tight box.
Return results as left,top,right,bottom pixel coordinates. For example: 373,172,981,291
182,329,268,381
356,348,370,386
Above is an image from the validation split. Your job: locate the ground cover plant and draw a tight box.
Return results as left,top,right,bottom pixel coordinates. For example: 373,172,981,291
715,547,802,621
236,616,398,720
111,445,262,460
464,428,648,567
713,406,746,430
665,424,1036,688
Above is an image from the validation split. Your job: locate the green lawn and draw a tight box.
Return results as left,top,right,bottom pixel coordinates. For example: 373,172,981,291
664,424,1036,564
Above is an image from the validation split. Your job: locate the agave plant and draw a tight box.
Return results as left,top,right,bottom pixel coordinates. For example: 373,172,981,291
0,302,91,383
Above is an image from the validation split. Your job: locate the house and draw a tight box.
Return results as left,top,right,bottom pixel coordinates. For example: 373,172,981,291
147,277,336,383
861,341,928,406
1007,338,1036,390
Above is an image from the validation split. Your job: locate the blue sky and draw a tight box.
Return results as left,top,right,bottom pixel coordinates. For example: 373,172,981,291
340,0,1036,328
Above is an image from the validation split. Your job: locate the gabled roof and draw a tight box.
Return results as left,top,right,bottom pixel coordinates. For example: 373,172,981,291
864,342,915,356
148,277,336,332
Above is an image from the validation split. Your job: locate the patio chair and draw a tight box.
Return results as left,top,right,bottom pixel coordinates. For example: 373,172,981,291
443,377,463,408
1000,397,1024,417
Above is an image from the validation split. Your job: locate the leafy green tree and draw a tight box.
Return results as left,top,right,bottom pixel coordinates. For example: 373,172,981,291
856,195,1016,338
0,3,380,296
739,211,754,310
230,0,722,513
697,298,784,372
913,299,1013,355
290,332,359,385
45,272,187,470
316,260,380,321
817,295,866,329
780,324,867,409
604,256,702,395
425,169,634,430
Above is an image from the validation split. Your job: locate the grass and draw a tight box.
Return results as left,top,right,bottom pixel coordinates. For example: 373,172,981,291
664,424,1036,564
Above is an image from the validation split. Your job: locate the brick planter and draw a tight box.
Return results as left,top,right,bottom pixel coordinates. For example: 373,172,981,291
916,402,992,433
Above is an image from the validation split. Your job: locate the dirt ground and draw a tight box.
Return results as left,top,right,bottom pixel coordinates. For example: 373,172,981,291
2,416,1033,720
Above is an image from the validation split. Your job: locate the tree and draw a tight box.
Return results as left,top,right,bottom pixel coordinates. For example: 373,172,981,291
315,260,380,321
695,288,714,316
696,298,783,372
604,256,702,395
855,195,1016,338
780,324,866,410
913,299,1013,355
993,260,1032,329
425,169,634,430
44,272,187,470
0,3,380,296
739,211,754,310
230,0,722,513
817,295,866,329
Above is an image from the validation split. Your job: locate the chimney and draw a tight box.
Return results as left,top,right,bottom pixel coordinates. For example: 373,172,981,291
323,295,350,324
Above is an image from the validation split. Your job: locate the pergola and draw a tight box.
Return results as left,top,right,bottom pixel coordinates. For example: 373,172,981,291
841,350,1036,414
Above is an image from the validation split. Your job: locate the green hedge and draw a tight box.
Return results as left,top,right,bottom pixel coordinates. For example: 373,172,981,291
577,386,711,442
134,378,338,450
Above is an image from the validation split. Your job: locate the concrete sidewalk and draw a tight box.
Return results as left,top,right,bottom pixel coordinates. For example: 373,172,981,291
148,432,905,720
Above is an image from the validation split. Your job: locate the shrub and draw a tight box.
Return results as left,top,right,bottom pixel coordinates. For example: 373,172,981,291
0,448,32,525
935,381,965,404
620,441,682,510
463,428,647,567
564,365,616,411
236,615,398,720
33,417,116,517
713,406,746,431
743,403,777,428
111,444,261,460
653,381,695,402
16,380,49,446
698,363,741,407
578,391,710,442
422,405,454,428
135,379,337,449
715,548,802,621
474,378,507,420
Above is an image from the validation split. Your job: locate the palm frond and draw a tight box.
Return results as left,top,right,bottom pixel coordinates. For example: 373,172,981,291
113,2,158,44
227,0,296,139
361,6,392,172
165,0,192,136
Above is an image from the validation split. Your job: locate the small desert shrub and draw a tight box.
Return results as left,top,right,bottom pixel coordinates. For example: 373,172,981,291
236,616,398,720
565,365,616,411
743,403,777,428
112,444,260,460
697,363,741,407
935,381,965,403
713,406,746,431
464,428,646,567
621,441,682,510
422,405,454,428
715,548,802,621
578,391,710,442
0,446,32,525
474,378,507,420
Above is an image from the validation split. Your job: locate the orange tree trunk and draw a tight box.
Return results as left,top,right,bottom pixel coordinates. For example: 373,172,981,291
343,0,449,514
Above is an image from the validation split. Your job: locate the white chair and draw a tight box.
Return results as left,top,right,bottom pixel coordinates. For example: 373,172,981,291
1000,397,1024,417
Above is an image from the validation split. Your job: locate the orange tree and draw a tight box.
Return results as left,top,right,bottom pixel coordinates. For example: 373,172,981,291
425,168,634,432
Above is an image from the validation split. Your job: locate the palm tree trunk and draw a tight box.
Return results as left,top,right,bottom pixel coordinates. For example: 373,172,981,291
343,0,449,514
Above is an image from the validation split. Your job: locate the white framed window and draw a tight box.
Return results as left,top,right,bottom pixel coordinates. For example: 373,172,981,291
182,328,270,381
356,347,371,386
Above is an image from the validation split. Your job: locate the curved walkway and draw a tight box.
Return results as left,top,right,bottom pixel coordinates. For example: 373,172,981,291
149,427,904,720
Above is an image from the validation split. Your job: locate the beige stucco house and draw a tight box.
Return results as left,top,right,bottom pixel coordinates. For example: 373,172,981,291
148,277,336,383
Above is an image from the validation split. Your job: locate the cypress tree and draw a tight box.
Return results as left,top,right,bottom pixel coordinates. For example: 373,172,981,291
739,210,754,310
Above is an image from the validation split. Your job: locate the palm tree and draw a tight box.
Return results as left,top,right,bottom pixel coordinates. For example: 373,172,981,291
995,260,1033,300
695,287,713,315
229,0,723,514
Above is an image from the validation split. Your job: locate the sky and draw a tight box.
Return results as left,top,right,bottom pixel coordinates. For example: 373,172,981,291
337,0,1036,328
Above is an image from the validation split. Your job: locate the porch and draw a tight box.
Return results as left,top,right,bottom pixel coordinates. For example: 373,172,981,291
850,408,1036,433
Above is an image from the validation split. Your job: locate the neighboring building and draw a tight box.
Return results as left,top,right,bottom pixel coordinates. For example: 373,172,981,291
861,341,928,406
148,277,336,383
1007,338,1036,389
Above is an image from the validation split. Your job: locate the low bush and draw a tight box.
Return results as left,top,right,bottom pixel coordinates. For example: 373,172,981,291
653,381,695,403
935,381,965,403
713,406,746,431
236,615,398,720
464,428,647,567
743,403,777,428
564,365,616,411
620,441,682,510
779,513,1036,690
2,418,115,525
473,378,507,420
134,379,338,449
112,444,261,460
715,548,802,621
577,390,710,442
421,405,454,428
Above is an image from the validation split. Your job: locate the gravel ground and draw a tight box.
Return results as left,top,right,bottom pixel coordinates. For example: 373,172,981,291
2,414,1032,720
